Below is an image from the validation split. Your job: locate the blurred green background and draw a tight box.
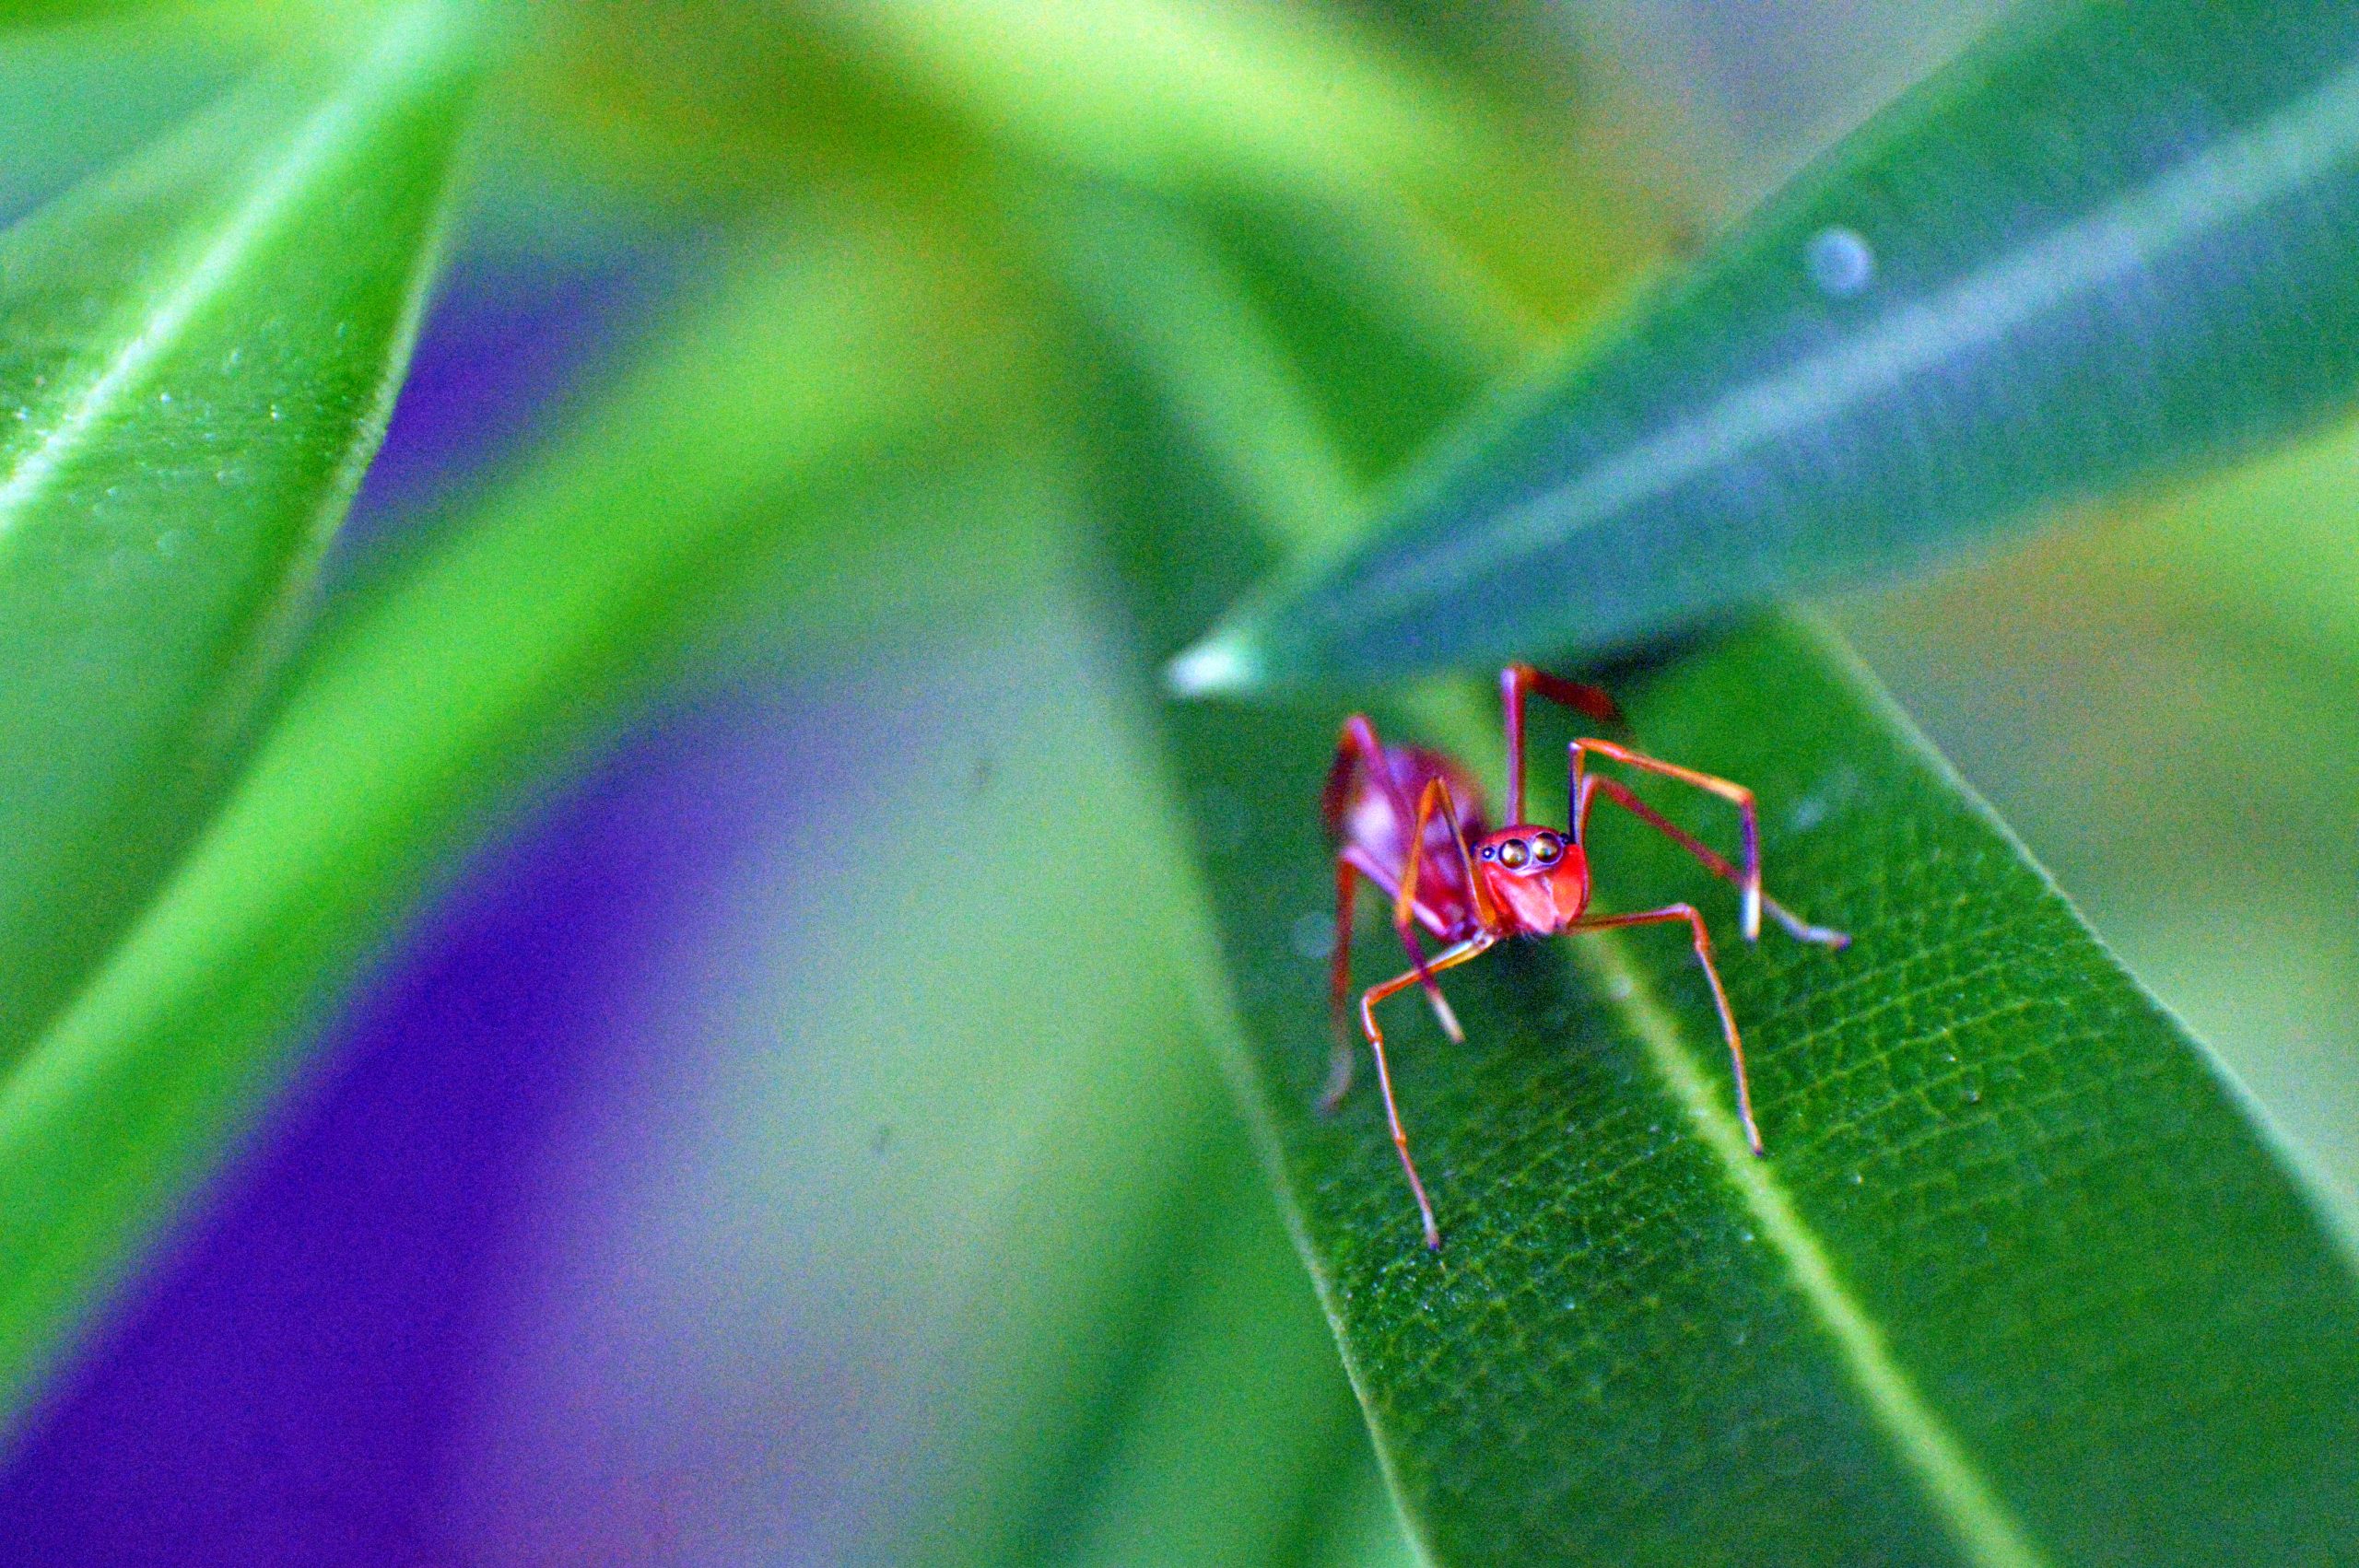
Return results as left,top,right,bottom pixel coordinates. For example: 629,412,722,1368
0,1,2353,1563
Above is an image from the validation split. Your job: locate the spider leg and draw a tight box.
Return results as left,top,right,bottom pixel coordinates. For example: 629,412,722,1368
1322,721,1461,1070
1325,854,1362,1111
1575,772,1848,949
1358,933,1496,1249
1400,775,1496,935
1500,663,1621,825
1570,904,1766,1154
1569,737,1775,942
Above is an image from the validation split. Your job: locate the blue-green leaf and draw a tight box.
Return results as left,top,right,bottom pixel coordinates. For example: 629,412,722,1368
1174,0,2359,691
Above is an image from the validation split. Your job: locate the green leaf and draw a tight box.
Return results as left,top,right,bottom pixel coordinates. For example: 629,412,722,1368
0,226,983,1430
1177,622,2359,1565
1173,0,2359,692
0,0,483,1056
1070,189,2359,1566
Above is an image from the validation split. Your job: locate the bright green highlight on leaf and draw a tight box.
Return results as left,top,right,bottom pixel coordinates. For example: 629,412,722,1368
1178,0,2359,690
0,224,980,1435
0,0,482,1061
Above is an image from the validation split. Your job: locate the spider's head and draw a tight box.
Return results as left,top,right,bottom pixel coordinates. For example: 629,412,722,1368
1473,826,1590,936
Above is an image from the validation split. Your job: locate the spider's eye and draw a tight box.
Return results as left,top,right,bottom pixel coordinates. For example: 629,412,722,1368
1479,843,1495,860
1532,832,1562,864
1497,838,1530,869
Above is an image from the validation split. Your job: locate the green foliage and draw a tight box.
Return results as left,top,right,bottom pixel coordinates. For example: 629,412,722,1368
1180,0,2359,690
1148,615,2359,1564
0,2,479,1056
1062,166,2359,1566
0,226,982,1422
0,4,2356,1565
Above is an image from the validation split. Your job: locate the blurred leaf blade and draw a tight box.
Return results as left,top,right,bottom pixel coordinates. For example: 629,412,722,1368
0,0,484,1054
1182,0,2359,690
0,225,991,1433
1070,190,2359,1566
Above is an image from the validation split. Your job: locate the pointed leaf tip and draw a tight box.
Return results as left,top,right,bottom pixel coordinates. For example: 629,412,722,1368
1166,627,1262,698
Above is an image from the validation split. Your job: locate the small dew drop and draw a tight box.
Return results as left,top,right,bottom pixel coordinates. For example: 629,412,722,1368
1963,1086,1983,1105
157,391,172,405
11,407,26,423
1807,226,1875,298
1290,912,1336,963
1602,972,1636,1003
1849,1170,1865,1186
224,346,242,369
267,404,283,422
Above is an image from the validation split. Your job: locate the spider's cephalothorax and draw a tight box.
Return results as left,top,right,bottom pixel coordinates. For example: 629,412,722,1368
1320,663,1849,1250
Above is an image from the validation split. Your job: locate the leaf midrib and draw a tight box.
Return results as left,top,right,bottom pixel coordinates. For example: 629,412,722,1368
0,1,457,553
1408,674,2053,1568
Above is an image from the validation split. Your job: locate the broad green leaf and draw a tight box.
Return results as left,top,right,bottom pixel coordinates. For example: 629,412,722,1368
1173,0,2359,692
0,0,482,1057
1828,485,2359,1215
1068,188,2359,1565
0,228,986,1431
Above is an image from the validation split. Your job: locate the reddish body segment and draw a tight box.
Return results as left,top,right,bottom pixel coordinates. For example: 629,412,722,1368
1322,663,1848,1250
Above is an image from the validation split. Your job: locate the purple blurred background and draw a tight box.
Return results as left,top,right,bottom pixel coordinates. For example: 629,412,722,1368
0,249,747,1564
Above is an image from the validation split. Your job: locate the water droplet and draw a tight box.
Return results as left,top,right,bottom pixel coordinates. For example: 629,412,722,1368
1849,1170,1864,1186
1807,227,1875,298
224,346,242,369
267,404,283,422
1290,911,1336,962
157,390,172,405
1962,1085,1983,1105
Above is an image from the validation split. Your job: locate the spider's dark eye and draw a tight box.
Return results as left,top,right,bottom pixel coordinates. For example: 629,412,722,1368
1498,838,1530,869
1532,832,1562,864
1480,844,1496,860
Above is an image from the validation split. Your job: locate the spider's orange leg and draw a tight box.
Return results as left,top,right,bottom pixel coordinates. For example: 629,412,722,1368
1570,904,1766,1154
1399,776,1495,935
1358,933,1496,1248
1570,738,1773,941
1501,663,1621,825
1323,721,1461,1109
1576,773,1848,949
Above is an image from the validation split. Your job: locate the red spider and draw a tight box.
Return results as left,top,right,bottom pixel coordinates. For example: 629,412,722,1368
1323,663,1848,1249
